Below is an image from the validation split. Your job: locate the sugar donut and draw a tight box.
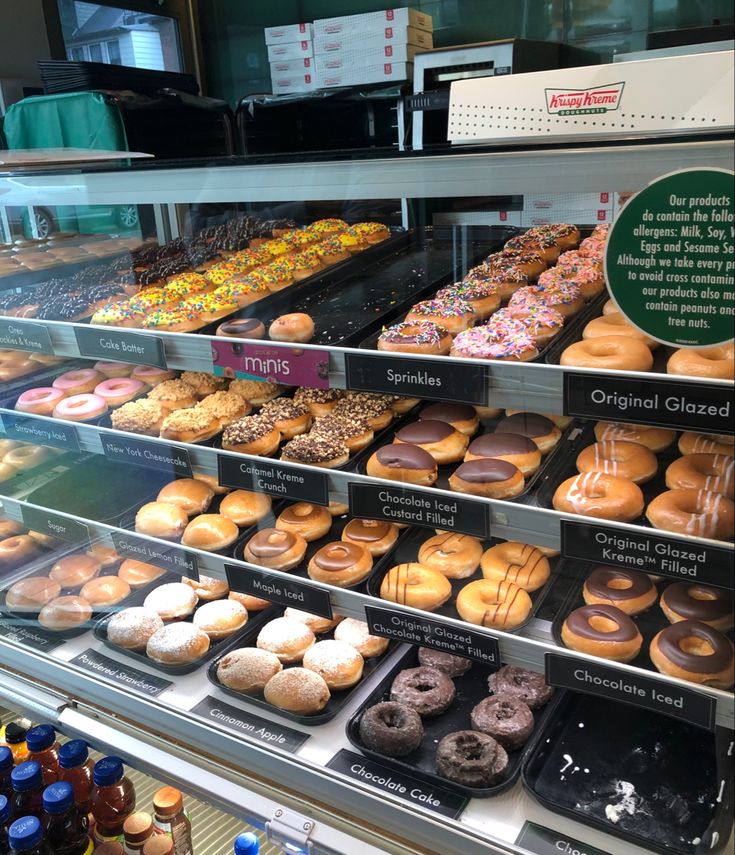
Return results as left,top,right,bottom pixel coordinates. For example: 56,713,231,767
646,489,734,541
665,454,734,498
53,393,108,421
455,579,532,630
52,368,103,395
553,471,644,522
15,387,65,416
480,542,550,592
560,336,653,372
667,344,734,380
576,440,658,485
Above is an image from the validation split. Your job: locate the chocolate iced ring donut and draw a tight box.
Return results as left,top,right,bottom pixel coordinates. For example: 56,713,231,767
390,666,455,717
561,604,643,663
359,701,424,756
650,620,734,689
582,566,658,616
417,647,472,677
470,695,534,750
487,664,554,710
660,582,733,631
435,731,508,787
216,318,266,339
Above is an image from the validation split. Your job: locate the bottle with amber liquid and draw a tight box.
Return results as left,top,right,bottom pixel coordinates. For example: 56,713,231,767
10,764,44,821
7,817,49,855
0,794,10,855
90,759,134,844
0,748,12,802
151,790,191,855
42,782,91,855
142,840,172,855
58,742,94,818
26,728,60,787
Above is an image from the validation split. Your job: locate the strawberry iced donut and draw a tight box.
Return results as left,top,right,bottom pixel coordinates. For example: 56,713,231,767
94,377,146,407
451,319,538,362
52,368,103,395
53,393,108,422
15,387,65,416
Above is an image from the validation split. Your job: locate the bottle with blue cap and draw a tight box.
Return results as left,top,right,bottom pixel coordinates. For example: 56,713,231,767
90,758,135,844
26,728,60,788
0,794,10,854
10,763,44,821
233,833,259,855
42,781,91,855
0,747,13,801
58,742,94,815
7,815,49,854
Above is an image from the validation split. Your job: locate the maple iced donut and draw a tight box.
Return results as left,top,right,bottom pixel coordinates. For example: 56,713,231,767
52,368,103,395
595,421,676,453
576,440,658,485
665,454,734,498
646,489,734,541
53,393,108,422
130,365,177,385
553,472,644,523
341,519,398,556
15,387,65,416
94,377,146,407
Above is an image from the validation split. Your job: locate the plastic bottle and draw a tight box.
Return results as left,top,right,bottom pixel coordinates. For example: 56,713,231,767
122,813,152,854
233,833,259,855
26,729,60,787
42,782,91,855
0,795,10,855
0,749,12,801
90,758,135,844
7,816,49,854
4,728,29,766
10,764,44,821
58,743,94,815
142,840,172,855
151,789,191,855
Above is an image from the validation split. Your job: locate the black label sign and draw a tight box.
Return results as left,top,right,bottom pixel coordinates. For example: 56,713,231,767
20,506,90,546
191,696,308,752
111,531,199,580
217,454,329,506
345,353,487,406
0,617,65,653
0,320,54,354
71,649,172,696
327,749,467,819
0,413,80,452
516,822,610,855
545,653,716,730
225,563,332,618
564,373,735,435
100,434,192,477
365,605,499,666
561,520,734,589
349,483,489,539
74,326,166,369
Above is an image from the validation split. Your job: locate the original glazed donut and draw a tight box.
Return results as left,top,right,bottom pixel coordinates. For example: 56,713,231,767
341,519,398,556
576,440,658,485
53,393,108,421
470,695,534,750
276,502,332,542
456,579,532,630
307,541,373,587
553,472,645,522
2,445,49,471
435,731,508,787
667,344,734,380
390,666,456,716
464,433,541,476
359,702,424,756
660,582,733,631
448,458,525,499
560,336,653,372
665,454,734,499
268,313,315,343
487,665,554,709
52,368,103,395
394,419,469,464
480,542,550,592
380,563,452,611
650,620,733,689
366,443,438,486
582,566,658,615
93,377,146,407
595,421,676,453
646,489,734,540
561,604,643,662
15,387,65,416
678,432,734,457
583,313,657,348
377,321,452,356
417,532,483,579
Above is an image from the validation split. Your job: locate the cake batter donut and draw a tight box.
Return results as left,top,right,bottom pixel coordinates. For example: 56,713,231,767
650,620,733,689
359,702,423,756
561,604,643,662
560,336,653,372
582,566,658,615
553,472,645,522
646,489,734,540
576,440,658,485
665,454,734,498
456,579,532,630
417,532,483,579
480,542,550,592
667,344,734,380
595,421,676,453
660,582,733,631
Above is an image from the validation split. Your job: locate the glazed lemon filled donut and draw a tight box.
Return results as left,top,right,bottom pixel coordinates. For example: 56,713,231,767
455,579,532,630
417,533,483,579
595,421,676,453
678,432,734,457
650,620,733,689
576,440,658,485
646,489,734,540
393,420,469,464
562,604,643,662
380,563,452,611
665,454,734,499
582,567,658,615
660,582,733,631
560,336,653,372
480,542,550,592
667,344,734,380
553,472,644,523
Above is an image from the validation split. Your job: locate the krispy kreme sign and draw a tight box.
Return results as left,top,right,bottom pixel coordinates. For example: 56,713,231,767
545,82,625,115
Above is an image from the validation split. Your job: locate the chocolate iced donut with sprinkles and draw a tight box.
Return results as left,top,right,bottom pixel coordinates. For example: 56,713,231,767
377,321,452,355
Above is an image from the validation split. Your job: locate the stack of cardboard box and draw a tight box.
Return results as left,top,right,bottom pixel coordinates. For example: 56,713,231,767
265,22,315,95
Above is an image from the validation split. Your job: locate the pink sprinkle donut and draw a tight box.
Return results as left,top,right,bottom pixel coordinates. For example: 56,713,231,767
497,306,565,346
450,323,538,362
93,360,133,378
131,365,177,385
16,387,65,417
52,368,103,395
94,377,146,407
53,393,108,422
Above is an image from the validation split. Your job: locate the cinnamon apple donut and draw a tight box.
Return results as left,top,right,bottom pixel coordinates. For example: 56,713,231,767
417,533,483,579
455,579,532,630
650,620,733,689
576,440,658,485
665,454,734,499
561,604,643,662
553,472,644,522
380,563,452,611
595,421,676,453
560,336,653,372
667,344,734,380
660,582,733,631
646,489,734,540
480,542,550,592
582,567,658,615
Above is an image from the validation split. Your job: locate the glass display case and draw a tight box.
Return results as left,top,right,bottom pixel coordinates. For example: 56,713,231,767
0,131,732,855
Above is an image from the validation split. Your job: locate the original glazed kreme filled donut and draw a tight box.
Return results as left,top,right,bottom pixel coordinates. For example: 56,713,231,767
646,489,734,540
576,440,658,485
667,344,734,380
553,472,644,523
650,620,733,689
561,604,643,662
665,454,734,498
582,566,658,615
560,336,653,372
455,579,532,630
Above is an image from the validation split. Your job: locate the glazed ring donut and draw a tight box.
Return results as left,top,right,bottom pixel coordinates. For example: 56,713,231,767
0,462,17,482
480,542,550,592
667,344,734,380
553,472,645,522
665,454,734,499
560,336,653,372
646,489,734,540
455,579,532,630
3,445,49,471
650,620,733,689
379,563,452,611
582,566,658,615
561,604,643,662
678,432,734,457
0,534,39,569
576,440,658,485
583,313,658,348
417,533,483,579
594,421,676,453
660,582,733,631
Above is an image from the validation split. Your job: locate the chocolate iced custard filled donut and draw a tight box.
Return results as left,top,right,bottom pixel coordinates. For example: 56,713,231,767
582,566,658,615
394,420,468,464
419,402,480,436
449,458,524,499
660,582,733,630
487,665,554,710
390,666,455,716
470,695,534,750
562,604,643,662
417,647,472,677
359,701,424,756
494,413,561,454
436,731,508,787
464,433,541,476
366,443,438,486
650,620,734,689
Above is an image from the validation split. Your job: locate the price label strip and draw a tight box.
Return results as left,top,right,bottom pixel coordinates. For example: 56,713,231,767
0,319,54,354
71,649,172,697
515,822,611,855
111,531,199,580
74,327,167,369
101,434,192,477
20,506,90,547
0,413,80,453
218,453,329,506
225,562,332,619
191,697,308,753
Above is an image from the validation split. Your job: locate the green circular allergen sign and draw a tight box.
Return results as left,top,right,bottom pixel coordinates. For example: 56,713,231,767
605,168,735,347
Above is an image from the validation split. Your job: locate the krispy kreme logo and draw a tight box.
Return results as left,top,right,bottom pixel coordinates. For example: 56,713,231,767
545,82,625,115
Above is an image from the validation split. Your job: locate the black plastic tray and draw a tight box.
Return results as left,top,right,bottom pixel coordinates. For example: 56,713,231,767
94,586,277,675
366,528,555,635
522,692,733,855
207,607,394,725
346,645,562,798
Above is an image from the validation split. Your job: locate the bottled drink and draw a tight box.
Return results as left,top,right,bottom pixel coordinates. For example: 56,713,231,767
4,728,29,766
151,789,191,855
7,816,49,854
142,840,172,855
0,795,10,855
90,758,135,843
122,813,152,854
0,748,12,801
26,729,60,787
10,765,44,821
233,834,259,855
42,782,91,855
58,743,94,815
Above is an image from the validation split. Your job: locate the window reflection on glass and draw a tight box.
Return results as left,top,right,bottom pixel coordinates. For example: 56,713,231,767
56,0,182,71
